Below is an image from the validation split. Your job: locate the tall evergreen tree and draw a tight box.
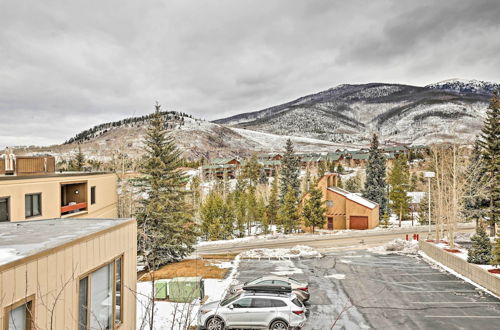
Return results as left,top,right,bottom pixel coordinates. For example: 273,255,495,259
278,185,300,233
467,225,492,264
363,134,388,215
388,154,411,226
336,163,345,174
241,154,262,186
463,140,489,225
302,186,326,233
136,103,198,268
74,145,85,171
478,91,500,236
200,191,234,240
491,235,500,268
280,139,301,201
266,177,279,232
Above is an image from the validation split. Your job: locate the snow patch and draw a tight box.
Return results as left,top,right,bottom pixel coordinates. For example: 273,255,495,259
325,274,346,279
240,245,321,259
369,239,419,254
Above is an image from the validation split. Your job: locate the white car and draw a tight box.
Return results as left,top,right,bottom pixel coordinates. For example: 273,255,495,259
198,291,307,330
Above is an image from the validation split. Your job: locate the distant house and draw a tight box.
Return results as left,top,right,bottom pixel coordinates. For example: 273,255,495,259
201,158,241,179
301,174,379,230
258,153,283,161
348,153,369,167
258,160,281,177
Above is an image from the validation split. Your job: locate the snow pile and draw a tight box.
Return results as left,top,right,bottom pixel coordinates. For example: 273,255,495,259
369,239,419,254
240,245,321,259
0,248,21,265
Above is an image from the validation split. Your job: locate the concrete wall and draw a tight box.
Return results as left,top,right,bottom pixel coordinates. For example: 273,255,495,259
0,173,117,221
0,220,137,329
419,240,500,296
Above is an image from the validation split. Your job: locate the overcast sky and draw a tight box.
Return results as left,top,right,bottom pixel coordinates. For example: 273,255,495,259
1,0,499,147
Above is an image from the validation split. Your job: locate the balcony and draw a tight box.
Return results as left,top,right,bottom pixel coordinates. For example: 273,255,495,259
61,181,88,216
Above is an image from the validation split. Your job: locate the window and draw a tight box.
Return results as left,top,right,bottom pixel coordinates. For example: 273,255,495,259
292,297,303,307
233,298,252,308
252,298,273,308
326,200,334,208
271,299,287,308
91,186,96,205
273,280,289,286
0,197,9,222
78,256,123,330
5,297,34,330
25,193,41,218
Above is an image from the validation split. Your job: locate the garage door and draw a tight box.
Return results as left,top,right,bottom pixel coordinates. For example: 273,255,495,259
350,216,368,230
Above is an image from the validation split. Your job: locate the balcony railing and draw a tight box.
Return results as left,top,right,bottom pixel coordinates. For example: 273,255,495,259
61,202,88,215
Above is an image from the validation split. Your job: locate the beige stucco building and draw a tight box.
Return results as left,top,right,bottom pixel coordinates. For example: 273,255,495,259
0,218,137,330
0,172,118,222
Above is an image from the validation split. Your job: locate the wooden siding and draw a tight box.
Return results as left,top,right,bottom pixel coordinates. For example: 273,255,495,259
0,159,4,174
0,220,137,330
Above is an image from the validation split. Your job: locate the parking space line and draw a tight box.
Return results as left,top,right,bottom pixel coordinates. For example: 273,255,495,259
395,280,463,283
401,290,477,293
424,316,500,318
412,302,500,304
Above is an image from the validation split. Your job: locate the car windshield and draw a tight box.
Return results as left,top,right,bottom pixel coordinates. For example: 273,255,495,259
220,293,241,306
244,277,261,285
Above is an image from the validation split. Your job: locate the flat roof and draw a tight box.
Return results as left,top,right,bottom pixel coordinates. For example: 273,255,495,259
0,171,113,181
0,218,134,268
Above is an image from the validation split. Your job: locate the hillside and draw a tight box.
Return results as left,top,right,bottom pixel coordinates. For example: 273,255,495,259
214,79,497,145
15,114,353,162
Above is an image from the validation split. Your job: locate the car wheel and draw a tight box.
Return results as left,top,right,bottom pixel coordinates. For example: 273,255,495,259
206,316,225,330
270,320,288,330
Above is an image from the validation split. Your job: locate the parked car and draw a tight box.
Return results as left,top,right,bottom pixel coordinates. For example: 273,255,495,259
230,276,310,302
198,289,307,330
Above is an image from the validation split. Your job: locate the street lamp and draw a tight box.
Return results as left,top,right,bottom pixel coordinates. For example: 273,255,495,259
423,171,435,234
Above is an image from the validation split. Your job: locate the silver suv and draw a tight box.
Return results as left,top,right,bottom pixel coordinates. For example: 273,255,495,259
198,291,307,329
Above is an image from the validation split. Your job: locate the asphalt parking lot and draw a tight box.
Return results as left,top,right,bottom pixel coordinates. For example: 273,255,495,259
235,250,500,330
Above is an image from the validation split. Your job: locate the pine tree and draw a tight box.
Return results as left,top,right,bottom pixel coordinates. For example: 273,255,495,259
302,186,326,233
246,186,258,236
336,163,344,174
241,155,262,186
388,155,411,226
74,145,85,171
200,191,234,240
468,225,492,264
328,161,336,173
462,140,489,224
232,190,247,238
136,103,198,268
478,92,500,236
278,185,300,233
280,139,301,201
317,161,327,178
345,172,362,193
266,177,279,232
491,235,500,268
381,211,390,228
363,134,388,215
255,196,267,234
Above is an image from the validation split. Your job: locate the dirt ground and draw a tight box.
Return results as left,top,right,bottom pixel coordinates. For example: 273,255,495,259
139,254,236,281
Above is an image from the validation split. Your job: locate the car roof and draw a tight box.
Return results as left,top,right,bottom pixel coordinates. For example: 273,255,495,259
241,291,296,299
251,275,305,284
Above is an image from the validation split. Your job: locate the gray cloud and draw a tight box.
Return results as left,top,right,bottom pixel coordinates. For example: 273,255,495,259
0,0,499,146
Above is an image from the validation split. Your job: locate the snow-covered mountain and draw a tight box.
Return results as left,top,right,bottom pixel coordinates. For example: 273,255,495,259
214,80,497,145
427,79,500,96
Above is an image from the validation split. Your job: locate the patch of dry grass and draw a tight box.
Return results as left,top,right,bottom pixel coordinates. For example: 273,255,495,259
139,256,235,282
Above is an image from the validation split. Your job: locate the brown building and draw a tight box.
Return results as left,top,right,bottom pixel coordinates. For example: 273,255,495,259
301,174,379,230
0,218,137,330
0,172,118,222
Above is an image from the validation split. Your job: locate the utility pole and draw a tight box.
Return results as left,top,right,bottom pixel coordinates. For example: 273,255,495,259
424,171,435,235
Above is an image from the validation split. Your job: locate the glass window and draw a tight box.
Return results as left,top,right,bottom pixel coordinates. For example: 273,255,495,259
273,280,289,286
7,300,32,330
292,298,303,307
25,193,41,218
78,278,88,330
0,197,9,222
78,256,123,330
256,280,274,285
252,298,273,308
233,298,252,308
91,186,96,205
115,258,122,324
271,299,287,307
90,264,112,329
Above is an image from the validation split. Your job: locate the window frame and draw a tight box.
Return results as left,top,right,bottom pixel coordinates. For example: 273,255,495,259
3,294,35,330
77,255,124,330
0,196,9,222
25,193,42,218
90,186,96,205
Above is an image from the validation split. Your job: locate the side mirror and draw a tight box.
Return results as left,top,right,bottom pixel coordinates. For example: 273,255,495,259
228,305,234,310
